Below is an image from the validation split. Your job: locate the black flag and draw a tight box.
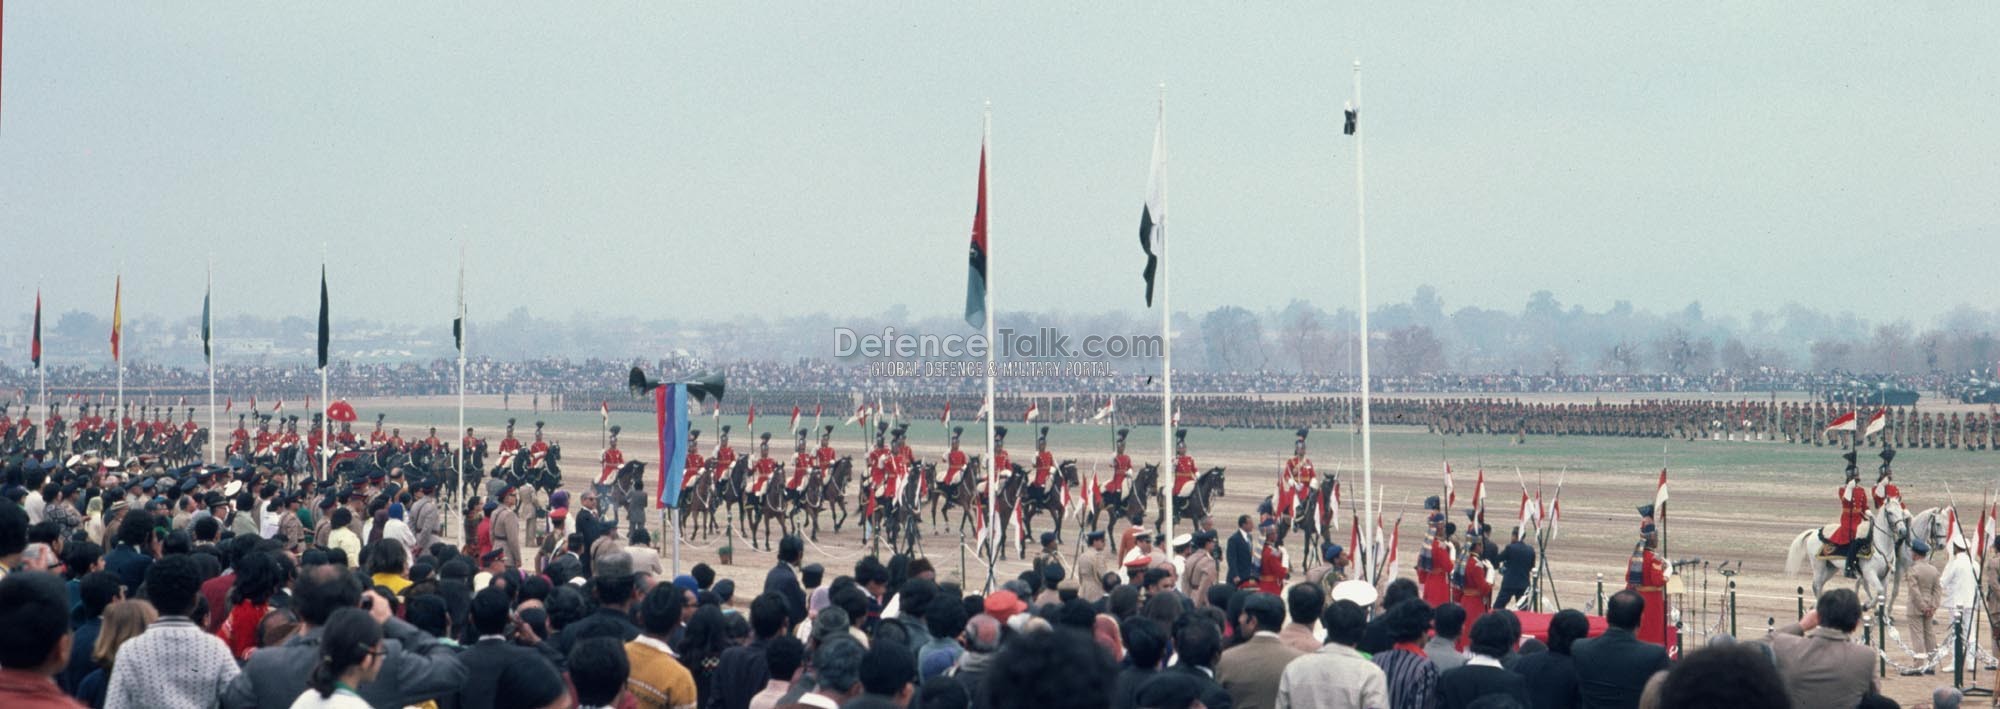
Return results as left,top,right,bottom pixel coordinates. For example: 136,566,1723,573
316,266,330,369
1344,101,1358,136
1140,116,1164,307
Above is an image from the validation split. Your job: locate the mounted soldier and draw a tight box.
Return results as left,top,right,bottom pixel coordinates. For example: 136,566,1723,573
866,420,890,499
527,421,552,469
1277,428,1315,518
1030,426,1055,506
1871,447,1900,509
942,426,968,487
749,432,778,497
597,425,625,501
1171,428,1197,503
1628,504,1670,644
1833,450,1871,577
815,425,839,482
1103,428,1132,513
681,429,706,494
713,425,738,486
787,427,814,501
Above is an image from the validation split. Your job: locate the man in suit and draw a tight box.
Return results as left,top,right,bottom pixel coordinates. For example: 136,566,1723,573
1571,590,1669,709
454,587,568,709
1436,612,1531,709
1076,531,1111,604
1226,514,1257,588
1165,617,1233,709
1216,593,1302,708
764,534,808,629
1495,527,1536,610
1761,588,1878,709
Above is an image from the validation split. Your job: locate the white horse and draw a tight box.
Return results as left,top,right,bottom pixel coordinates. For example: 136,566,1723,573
1786,500,1912,608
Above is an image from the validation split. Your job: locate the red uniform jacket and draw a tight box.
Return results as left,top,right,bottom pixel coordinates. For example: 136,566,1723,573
499,436,522,453
1833,483,1871,545
944,449,968,485
1033,451,1055,487
1628,548,1670,645
1457,559,1493,650
1418,538,1455,608
599,447,625,484
1173,455,1198,496
713,446,737,478
752,457,778,494
788,452,814,489
682,451,706,489
1258,542,1288,595
1106,454,1132,493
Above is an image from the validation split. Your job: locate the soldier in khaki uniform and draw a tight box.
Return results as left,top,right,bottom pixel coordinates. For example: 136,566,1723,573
1905,540,1941,661
1985,537,2000,659
1183,531,1219,606
1075,530,1111,604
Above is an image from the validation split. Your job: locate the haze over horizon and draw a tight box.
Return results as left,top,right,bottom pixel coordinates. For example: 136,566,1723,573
2,4,1995,328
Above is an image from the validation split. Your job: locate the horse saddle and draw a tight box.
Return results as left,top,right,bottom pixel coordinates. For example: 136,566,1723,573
1815,523,1872,561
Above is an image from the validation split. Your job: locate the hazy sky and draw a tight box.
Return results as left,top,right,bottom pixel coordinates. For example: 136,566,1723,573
3,4,1995,330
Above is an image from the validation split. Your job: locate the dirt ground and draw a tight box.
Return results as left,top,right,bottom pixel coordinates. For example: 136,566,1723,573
352,394,2000,706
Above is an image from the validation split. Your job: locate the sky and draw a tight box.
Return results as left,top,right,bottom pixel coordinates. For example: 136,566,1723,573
2,3,1996,331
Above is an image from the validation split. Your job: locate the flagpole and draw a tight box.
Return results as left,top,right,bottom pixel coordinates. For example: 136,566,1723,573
1157,84,1176,540
208,259,217,464
457,243,468,541
1351,59,1379,585
115,271,124,461
982,104,1000,591
36,284,45,451
320,255,330,483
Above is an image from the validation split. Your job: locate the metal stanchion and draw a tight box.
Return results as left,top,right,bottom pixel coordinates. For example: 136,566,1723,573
1596,573,1605,612
1729,580,1738,637
1957,613,1967,689
1797,586,1806,621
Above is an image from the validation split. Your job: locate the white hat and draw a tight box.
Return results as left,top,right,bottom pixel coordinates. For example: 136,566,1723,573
222,480,244,497
1331,579,1379,607
65,454,84,468
103,458,120,468
1171,533,1193,548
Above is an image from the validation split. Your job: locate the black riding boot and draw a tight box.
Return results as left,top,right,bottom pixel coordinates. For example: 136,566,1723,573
1844,546,1861,579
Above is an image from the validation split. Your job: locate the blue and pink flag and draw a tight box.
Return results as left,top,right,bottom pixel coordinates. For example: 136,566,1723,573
655,383,691,509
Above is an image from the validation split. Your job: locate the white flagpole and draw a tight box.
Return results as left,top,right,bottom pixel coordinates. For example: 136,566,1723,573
115,270,124,461
982,104,1000,590
208,259,217,464
1352,59,1378,585
457,243,468,542
37,282,45,451
1156,84,1175,538
320,252,330,482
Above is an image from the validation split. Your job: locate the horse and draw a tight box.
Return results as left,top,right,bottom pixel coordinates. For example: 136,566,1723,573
930,456,987,533
677,460,723,540
1017,460,1080,546
1786,499,1913,608
1172,466,1229,530
791,456,853,541
743,463,789,551
605,460,650,536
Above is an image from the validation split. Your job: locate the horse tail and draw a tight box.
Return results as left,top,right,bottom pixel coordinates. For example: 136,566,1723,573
1784,529,1816,577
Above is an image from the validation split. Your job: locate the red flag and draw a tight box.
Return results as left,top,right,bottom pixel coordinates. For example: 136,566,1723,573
110,276,123,361
1655,468,1669,515
790,405,801,432
747,405,756,427
225,398,233,413
941,401,952,424
1865,408,1887,436
31,289,41,369
1824,411,1857,432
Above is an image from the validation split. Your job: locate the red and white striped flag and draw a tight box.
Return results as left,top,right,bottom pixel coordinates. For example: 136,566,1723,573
1470,469,1487,523
1092,396,1117,422
941,401,952,425
1024,402,1039,423
1444,462,1456,509
1825,411,1857,432
224,398,233,413
1864,409,1887,436
273,399,284,413
976,397,991,422
1654,468,1669,514
789,405,801,432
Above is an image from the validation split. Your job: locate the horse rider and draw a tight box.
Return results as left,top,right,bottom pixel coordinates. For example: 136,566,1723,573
1278,428,1315,518
815,425,839,485
1871,447,1900,509
1834,450,1871,578
713,425,738,481
681,429,706,494
597,425,625,514
229,414,250,458
1103,428,1132,513
528,421,551,469
1030,426,1055,506
370,413,389,447
750,432,778,497
1417,496,1456,608
866,421,890,499
1171,428,1197,504
498,418,522,460
892,424,917,499
787,427,814,501
423,426,443,454
942,426,968,487
461,426,484,470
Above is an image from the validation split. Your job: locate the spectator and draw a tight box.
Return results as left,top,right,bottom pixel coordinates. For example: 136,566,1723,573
218,552,284,661
102,511,156,592
626,584,698,709
947,614,1002,698
324,510,359,569
1277,599,1389,709
1372,599,1437,709
748,635,803,709
1429,602,1470,673
1280,583,1325,653
1654,643,1790,709
802,637,866,708
716,593,789,709
1931,687,1964,709
225,564,466,709
104,555,238,709
1359,579,1421,655
676,605,730,704
855,640,918,708
1437,611,1531,709
917,676,970,709
1572,590,1668,709
1217,593,1301,709
62,572,124,693
553,551,644,657
1509,608,1586,709
766,535,808,629
1760,588,1875,709
453,587,568,709
366,540,411,595
893,579,939,659
918,595,968,682
1111,617,1169,709
287,607,381,709
78,600,157,709
986,628,1115,709
569,637,632,709
0,570,86,708
1163,618,1232,709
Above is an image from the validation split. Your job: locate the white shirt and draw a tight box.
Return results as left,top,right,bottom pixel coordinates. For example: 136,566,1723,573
799,693,842,708
24,492,45,524
1943,553,1979,608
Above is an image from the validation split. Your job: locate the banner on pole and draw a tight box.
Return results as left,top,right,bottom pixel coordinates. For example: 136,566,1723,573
656,383,691,509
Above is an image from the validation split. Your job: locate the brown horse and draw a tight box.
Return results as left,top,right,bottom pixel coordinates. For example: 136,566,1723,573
677,460,722,540
791,456,853,541
744,464,790,551
928,455,985,533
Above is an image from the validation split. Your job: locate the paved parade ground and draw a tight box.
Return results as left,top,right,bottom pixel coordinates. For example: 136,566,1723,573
352,392,2000,705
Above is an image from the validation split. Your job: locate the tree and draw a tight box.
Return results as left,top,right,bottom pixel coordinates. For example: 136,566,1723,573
1381,325,1447,377
1603,340,1643,374
1200,306,1264,373
1650,328,1713,376
1276,300,1329,373
1810,339,1855,371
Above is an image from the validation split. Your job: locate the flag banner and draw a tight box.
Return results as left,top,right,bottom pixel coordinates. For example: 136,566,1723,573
1344,101,1359,135
1655,468,1669,511
656,383,691,508
1093,396,1116,422
1825,411,1857,432
201,281,212,362
1865,409,1887,436
110,276,123,361
941,401,952,425
225,398,233,413
790,405,801,432
31,289,42,369
963,139,989,329
316,266,330,369
1443,462,1455,509
454,258,465,353
1139,114,1165,306
1024,402,1039,423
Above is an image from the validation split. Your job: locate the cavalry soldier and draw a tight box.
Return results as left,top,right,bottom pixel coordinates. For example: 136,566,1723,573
1871,447,1900,509
254,415,276,458
1103,428,1132,512
1257,519,1288,595
682,429,707,492
388,428,406,452
1171,428,1197,503
527,421,551,469
866,421,890,496
815,425,839,483
181,407,199,445
1278,428,1315,518
749,432,778,497
229,414,250,457
498,418,522,458
598,425,626,488
1417,496,1455,608
786,427,814,497
1628,504,1670,644
713,425,738,480
1834,451,1871,577
1031,426,1055,499
370,413,389,447
989,425,1013,494
423,426,443,453
941,426,969,487
1455,515,1495,646
462,426,484,469
891,424,917,499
